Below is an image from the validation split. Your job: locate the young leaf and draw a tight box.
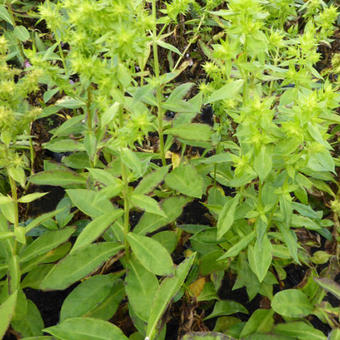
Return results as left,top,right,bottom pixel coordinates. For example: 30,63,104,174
218,231,256,259
44,317,128,340
217,195,239,240
157,40,182,55
126,233,174,276
254,146,272,182
125,257,159,322
40,242,123,290
130,194,166,217
165,164,204,198
205,79,244,104
272,289,314,318
71,210,123,253
0,291,17,339
146,254,196,340
248,234,272,283
18,193,48,204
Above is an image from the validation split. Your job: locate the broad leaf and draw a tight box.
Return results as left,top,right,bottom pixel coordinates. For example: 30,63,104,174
126,233,174,276
240,309,274,338
125,257,159,322
165,164,204,198
274,321,327,340
272,289,313,318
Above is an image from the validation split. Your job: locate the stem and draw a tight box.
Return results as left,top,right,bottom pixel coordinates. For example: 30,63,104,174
152,0,166,166
121,161,130,257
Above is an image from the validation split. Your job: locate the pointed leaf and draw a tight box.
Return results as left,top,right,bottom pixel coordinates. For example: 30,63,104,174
166,123,212,142
134,166,169,195
0,291,17,339
217,195,239,240
205,300,248,320
205,80,244,104
130,194,166,217
126,233,174,276
40,242,123,290
44,317,128,340
30,170,86,187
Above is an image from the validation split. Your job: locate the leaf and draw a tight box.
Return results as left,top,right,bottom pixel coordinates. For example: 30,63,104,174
271,289,314,318
125,257,159,322
55,96,86,109
218,231,256,259
134,166,169,195
217,195,239,240
248,234,272,283
30,170,86,187
182,332,235,340
314,278,340,299
307,150,335,173
60,274,120,321
204,300,248,320
166,124,213,142
44,317,128,340
165,164,204,198
44,139,85,152
166,83,194,103
120,148,143,178
0,194,12,205
13,25,30,41
71,210,123,253
157,39,182,55
11,300,44,337
274,321,327,340
40,242,123,290
205,80,244,104
254,146,272,182
0,291,17,338
20,227,75,263
25,209,62,234
134,196,190,235
66,189,113,217
0,5,14,25
277,223,299,264
18,193,48,203
146,254,196,340
130,194,166,217
126,233,174,276
240,309,274,338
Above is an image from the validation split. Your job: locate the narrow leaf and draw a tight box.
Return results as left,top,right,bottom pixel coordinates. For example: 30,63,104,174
217,195,239,240
130,194,166,217
0,291,17,339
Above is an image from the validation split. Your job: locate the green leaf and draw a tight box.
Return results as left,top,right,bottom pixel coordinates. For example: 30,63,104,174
277,223,299,264
13,25,30,41
218,231,256,259
11,300,44,337
40,242,123,290
314,278,340,299
248,234,272,283
44,139,85,152
44,317,128,340
274,321,327,340
55,96,86,109
20,227,75,263
165,164,204,198
307,150,335,173
217,195,239,240
60,274,121,321
25,209,62,234
272,289,314,318
254,146,272,182
134,196,190,235
0,291,17,339
182,332,235,340
120,148,143,178
18,192,48,203
146,254,196,340
30,170,86,187
0,194,12,205
130,194,166,217
157,39,182,55
204,300,248,320
240,309,274,338
328,329,340,340
66,189,113,217
205,80,244,104
166,83,194,103
126,257,159,322
71,210,123,253
126,233,174,276
134,166,169,195
166,124,213,142
0,5,14,25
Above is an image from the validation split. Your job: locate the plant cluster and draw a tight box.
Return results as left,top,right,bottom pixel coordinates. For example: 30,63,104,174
0,0,340,339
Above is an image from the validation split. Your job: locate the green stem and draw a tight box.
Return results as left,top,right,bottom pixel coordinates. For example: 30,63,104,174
121,161,130,257
152,0,166,166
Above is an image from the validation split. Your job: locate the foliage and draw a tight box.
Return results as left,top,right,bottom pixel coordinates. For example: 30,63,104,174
0,0,339,339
